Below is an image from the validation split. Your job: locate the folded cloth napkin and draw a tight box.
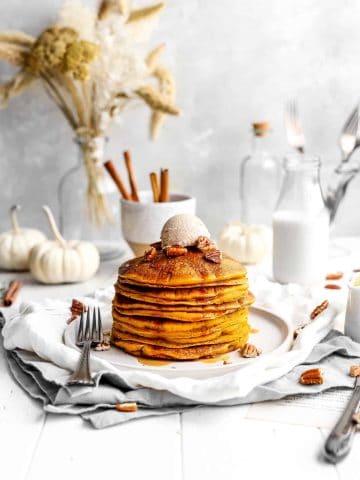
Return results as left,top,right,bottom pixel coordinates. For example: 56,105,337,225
1,277,358,429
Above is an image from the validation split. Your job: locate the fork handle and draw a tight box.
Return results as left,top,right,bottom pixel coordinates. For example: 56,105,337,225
324,384,360,463
67,340,95,386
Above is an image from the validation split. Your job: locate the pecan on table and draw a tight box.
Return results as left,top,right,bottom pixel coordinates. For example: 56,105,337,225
310,300,329,320
115,402,138,412
299,368,324,385
325,272,343,281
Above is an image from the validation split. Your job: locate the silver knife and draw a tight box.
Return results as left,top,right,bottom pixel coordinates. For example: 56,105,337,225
324,376,360,463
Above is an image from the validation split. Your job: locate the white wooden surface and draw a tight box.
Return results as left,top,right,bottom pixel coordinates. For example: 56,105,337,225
1,241,360,480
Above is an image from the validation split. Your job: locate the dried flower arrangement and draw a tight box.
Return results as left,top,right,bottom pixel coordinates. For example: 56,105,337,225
0,0,179,224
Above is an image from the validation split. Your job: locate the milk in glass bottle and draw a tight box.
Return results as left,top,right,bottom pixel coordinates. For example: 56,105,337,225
240,122,280,226
273,155,329,285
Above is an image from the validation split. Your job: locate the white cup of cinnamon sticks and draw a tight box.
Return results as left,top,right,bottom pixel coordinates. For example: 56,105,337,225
104,151,196,257
121,191,196,256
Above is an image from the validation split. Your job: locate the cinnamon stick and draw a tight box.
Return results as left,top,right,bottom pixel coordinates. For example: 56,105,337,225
159,168,169,202
123,151,140,201
150,172,159,202
3,280,23,306
103,160,131,200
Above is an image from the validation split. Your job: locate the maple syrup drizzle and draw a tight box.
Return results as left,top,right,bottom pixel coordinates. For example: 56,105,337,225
200,354,230,364
137,357,172,367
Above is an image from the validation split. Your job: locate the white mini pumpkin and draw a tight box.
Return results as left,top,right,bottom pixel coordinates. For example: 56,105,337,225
218,222,272,265
0,205,46,271
29,206,100,284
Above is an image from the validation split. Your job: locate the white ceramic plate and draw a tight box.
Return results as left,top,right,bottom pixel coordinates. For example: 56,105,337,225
64,306,293,379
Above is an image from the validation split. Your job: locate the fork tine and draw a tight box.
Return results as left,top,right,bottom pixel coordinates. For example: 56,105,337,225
77,309,84,343
97,307,103,343
342,105,358,134
84,308,91,341
348,108,359,135
91,307,97,340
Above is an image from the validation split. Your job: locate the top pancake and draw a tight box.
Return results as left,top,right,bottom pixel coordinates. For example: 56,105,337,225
118,249,246,287
115,283,248,305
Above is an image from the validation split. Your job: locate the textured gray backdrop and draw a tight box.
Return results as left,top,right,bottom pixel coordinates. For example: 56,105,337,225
1,0,360,241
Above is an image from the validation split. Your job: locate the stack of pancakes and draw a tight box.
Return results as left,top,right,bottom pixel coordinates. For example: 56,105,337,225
111,248,254,360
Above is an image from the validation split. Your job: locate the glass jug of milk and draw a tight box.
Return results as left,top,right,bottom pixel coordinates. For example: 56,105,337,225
273,155,330,285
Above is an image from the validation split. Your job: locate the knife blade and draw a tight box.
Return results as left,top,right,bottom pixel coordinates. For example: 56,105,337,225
324,376,360,463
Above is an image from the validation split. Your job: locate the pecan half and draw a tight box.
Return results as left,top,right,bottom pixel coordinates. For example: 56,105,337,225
240,343,262,358
350,365,360,377
299,368,324,385
115,402,138,412
204,249,222,264
67,299,87,324
164,245,188,257
196,236,216,253
310,300,329,320
324,284,341,290
144,246,157,261
94,341,111,352
325,272,343,281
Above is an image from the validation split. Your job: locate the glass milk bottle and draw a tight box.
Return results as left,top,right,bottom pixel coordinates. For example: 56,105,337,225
240,122,280,226
273,155,330,285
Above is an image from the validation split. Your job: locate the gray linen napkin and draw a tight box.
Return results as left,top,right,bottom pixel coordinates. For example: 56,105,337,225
1,309,360,429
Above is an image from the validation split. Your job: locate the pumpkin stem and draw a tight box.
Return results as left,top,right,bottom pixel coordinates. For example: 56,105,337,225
10,205,21,233
42,205,67,247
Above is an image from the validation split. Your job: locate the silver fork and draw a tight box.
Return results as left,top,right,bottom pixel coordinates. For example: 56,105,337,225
284,99,305,153
339,104,359,163
67,307,103,386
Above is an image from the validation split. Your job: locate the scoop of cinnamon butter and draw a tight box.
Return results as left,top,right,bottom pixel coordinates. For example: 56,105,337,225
160,214,211,248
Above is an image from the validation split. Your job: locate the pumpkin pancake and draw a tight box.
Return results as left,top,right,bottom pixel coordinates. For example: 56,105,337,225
112,322,251,349
112,309,249,338
114,293,253,313
120,277,247,289
116,283,248,305
118,250,246,287
113,304,237,321
112,335,249,360
113,292,254,322
112,326,224,345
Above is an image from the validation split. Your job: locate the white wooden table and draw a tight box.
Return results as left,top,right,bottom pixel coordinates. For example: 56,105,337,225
1,240,360,480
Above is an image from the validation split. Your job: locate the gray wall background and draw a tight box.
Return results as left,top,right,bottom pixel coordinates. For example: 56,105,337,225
1,0,360,240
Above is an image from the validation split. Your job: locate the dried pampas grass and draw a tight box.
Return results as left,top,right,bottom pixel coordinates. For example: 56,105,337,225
0,32,34,47
146,43,165,73
136,84,179,115
98,0,128,19
0,44,26,66
150,66,176,139
0,71,35,107
127,2,165,24
0,0,179,225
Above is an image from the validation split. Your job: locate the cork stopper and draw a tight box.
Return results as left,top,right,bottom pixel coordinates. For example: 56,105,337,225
252,122,270,137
